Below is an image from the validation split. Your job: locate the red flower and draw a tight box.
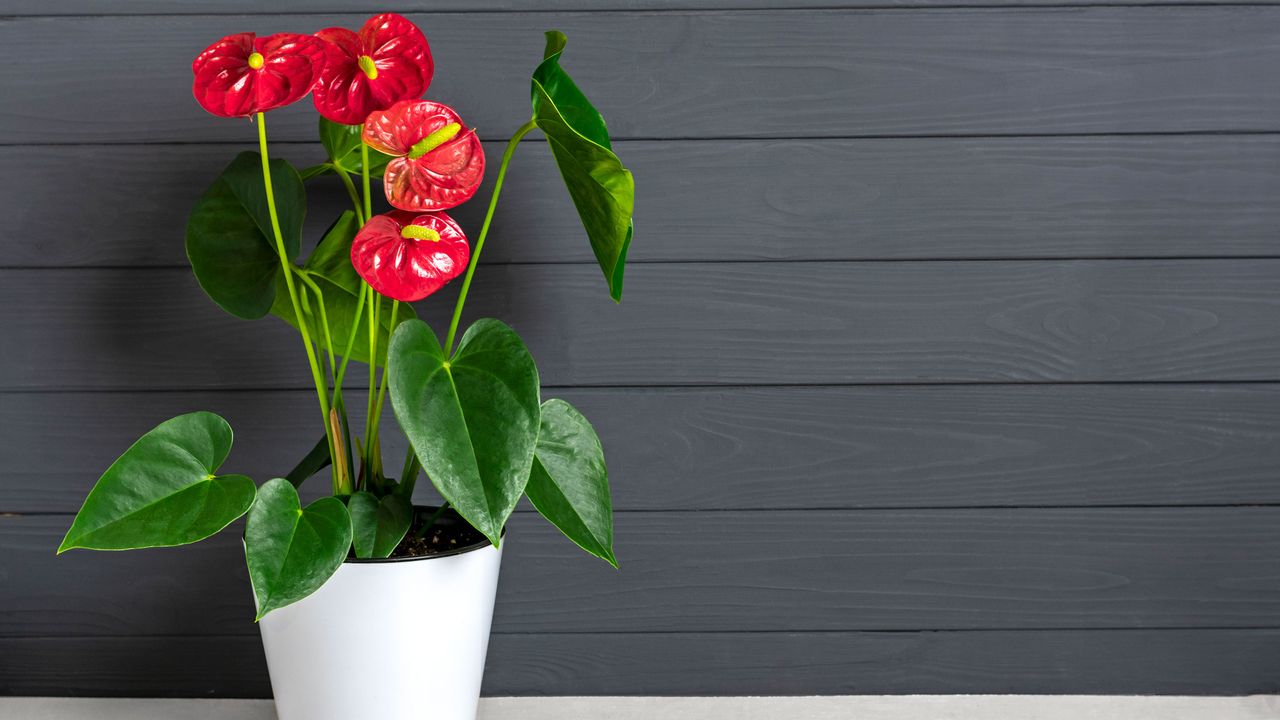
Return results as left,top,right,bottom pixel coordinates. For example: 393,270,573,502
363,100,485,212
311,14,434,126
192,33,326,118
351,211,470,302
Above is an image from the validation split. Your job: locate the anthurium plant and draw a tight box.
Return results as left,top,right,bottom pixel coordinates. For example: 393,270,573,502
58,15,633,620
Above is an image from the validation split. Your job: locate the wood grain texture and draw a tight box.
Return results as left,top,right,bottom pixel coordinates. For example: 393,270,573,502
6,384,1280,514
9,508,1280,637
12,0,1280,16
6,8,1280,143
3,260,1279,390
9,136,1280,268
4,629,1280,697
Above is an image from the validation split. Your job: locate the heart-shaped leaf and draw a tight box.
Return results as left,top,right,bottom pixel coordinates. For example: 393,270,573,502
245,478,352,620
58,412,254,552
526,399,617,567
531,30,635,302
186,151,306,319
388,319,540,545
348,491,413,559
272,211,415,366
320,117,393,178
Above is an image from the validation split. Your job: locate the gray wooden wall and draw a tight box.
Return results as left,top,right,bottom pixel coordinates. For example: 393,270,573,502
3,0,1280,698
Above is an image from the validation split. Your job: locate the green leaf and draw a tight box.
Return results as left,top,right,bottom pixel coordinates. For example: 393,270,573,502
284,434,331,489
320,117,393,178
305,211,363,291
271,211,415,366
526,399,617,567
348,491,413,559
186,151,306,319
245,478,352,620
388,319,541,545
531,30,635,302
58,412,255,553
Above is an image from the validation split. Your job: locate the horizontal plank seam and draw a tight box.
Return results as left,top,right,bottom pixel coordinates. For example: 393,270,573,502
5,380,1280,394
9,130,1280,148
8,627,1280,641
7,256,1280,271
12,504,1280,518
10,2,1280,19
1,381,1278,395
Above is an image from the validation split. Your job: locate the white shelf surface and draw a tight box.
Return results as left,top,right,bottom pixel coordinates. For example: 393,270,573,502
6,696,1280,719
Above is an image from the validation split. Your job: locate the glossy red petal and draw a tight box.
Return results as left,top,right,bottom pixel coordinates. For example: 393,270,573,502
365,101,486,211
312,14,432,125
351,211,470,302
192,32,325,118
362,99,463,156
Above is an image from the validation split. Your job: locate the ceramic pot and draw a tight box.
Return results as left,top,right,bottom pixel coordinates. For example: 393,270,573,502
258,511,503,720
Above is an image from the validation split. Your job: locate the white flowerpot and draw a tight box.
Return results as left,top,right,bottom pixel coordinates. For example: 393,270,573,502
258,512,504,720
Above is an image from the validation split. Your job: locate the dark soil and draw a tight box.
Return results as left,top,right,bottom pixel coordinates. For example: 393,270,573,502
386,508,489,559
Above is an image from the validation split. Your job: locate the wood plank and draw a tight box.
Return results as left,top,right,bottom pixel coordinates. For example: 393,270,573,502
10,136,1280,268
4,629,1280,696
3,260,1279,390
6,384,1280,514
5,8,1280,143
12,0,1280,16
8,508,1280,636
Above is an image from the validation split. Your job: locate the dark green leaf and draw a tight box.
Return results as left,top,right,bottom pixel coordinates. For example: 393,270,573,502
58,412,255,552
186,151,306,319
245,478,352,620
348,491,413,559
319,117,392,178
388,319,541,545
531,30,635,302
526,399,616,567
305,211,362,292
285,434,331,489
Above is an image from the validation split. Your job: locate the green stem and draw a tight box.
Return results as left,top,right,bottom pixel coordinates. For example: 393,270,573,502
415,502,451,539
369,299,398,445
333,165,365,224
295,268,337,380
256,112,345,496
362,290,381,488
397,448,419,499
332,281,369,404
361,143,373,221
444,119,538,356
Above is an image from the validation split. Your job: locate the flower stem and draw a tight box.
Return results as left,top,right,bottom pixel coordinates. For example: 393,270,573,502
361,143,373,222
256,112,347,496
444,119,538,356
333,165,365,224
369,299,398,443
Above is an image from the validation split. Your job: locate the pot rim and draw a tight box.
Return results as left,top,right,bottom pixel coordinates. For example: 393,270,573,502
342,504,504,564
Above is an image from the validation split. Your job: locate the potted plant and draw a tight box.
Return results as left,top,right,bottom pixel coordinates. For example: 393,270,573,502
56,14,633,720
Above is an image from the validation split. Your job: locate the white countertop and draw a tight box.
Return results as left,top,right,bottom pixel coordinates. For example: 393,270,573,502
6,696,1280,719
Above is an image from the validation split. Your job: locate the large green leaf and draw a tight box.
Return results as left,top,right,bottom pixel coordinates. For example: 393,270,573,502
526,399,617,566
531,30,635,302
245,478,352,620
319,117,392,178
186,152,305,319
58,412,254,553
271,211,415,366
388,319,540,545
348,491,413,559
